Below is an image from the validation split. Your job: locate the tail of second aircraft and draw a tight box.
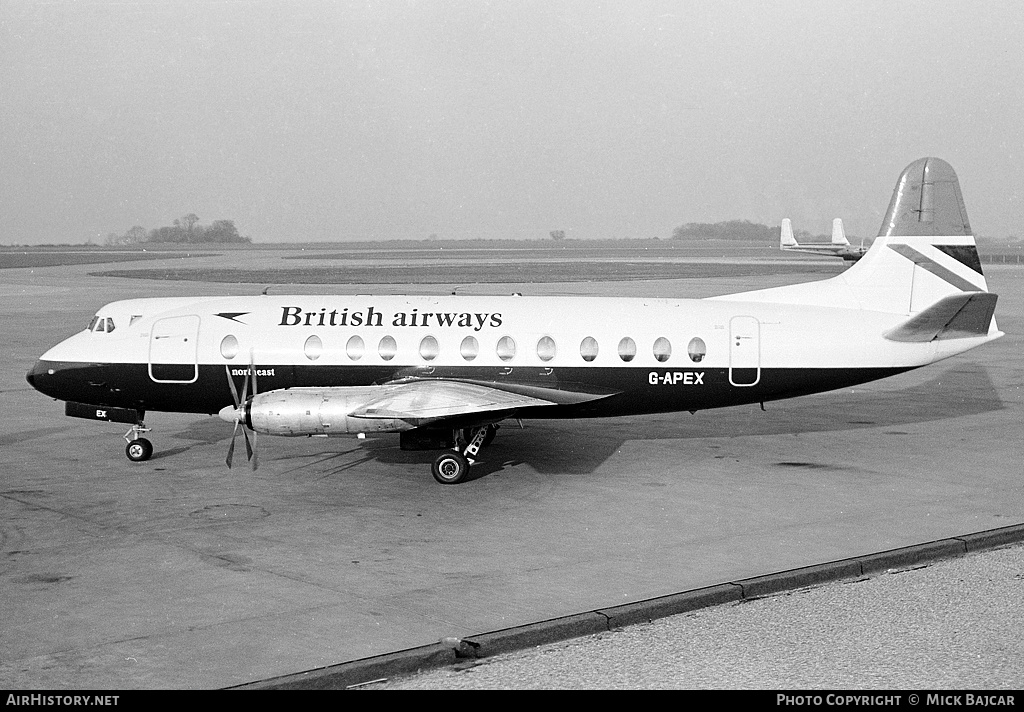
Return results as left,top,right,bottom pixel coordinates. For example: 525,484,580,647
719,158,997,328
831,218,849,246
780,218,799,248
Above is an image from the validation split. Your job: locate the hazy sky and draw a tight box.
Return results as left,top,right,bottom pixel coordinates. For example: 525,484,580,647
2,0,1022,244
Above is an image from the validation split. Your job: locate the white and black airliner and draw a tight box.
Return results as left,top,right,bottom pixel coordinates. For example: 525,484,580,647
27,158,1002,484
780,217,869,261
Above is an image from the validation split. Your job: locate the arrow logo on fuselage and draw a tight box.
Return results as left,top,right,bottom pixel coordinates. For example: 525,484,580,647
215,312,250,323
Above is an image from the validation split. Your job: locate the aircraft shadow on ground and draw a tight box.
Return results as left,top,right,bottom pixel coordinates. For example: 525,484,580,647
169,365,1004,480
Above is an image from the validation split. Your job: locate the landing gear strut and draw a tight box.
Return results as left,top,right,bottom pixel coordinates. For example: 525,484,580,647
124,424,153,462
431,424,498,484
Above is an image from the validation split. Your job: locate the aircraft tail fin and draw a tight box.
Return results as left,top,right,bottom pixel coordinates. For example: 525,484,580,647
715,158,998,338
780,218,798,248
842,157,990,315
831,218,849,246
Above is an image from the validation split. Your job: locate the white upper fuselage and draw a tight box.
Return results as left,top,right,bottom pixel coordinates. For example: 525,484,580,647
41,292,944,374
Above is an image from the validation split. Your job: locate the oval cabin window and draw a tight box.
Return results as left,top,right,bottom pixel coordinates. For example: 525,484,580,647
580,336,599,362
461,335,479,361
496,336,517,362
304,335,323,361
346,335,364,361
618,337,636,362
220,335,239,360
419,335,439,361
378,335,397,361
688,337,707,363
537,336,556,362
653,337,671,363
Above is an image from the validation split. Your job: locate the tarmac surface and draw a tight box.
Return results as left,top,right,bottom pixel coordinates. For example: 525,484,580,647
1,248,1021,689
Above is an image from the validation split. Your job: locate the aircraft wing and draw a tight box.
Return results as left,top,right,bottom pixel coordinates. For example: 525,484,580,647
349,378,612,421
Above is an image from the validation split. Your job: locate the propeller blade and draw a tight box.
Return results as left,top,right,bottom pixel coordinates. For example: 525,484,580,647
226,420,239,468
250,430,259,471
225,364,241,407
242,423,254,463
224,348,260,471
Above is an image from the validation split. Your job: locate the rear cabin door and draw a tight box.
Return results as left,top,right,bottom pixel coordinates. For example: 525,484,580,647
729,316,760,387
149,315,200,383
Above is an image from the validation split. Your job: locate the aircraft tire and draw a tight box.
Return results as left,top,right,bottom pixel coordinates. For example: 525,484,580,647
125,438,154,462
432,451,470,485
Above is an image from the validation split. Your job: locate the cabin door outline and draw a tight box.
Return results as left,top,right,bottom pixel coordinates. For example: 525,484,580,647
729,315,761,387
149,315,200,383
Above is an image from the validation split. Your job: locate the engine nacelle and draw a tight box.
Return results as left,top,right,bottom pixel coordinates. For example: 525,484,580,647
245,387,415,437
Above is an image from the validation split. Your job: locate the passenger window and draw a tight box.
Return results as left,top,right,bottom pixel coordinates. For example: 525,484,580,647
688,337,707,363
653,337,671,363
346,335,364,361
537,336,556,362
580,336,599,362
378,335,397,361
419,335,439,361
220,335,239,359
618,337,636,362
461,335,479,361
304,335,323,360
496,336,516,362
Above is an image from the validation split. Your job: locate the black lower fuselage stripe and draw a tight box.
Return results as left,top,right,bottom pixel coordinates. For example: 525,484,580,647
30,361,914,419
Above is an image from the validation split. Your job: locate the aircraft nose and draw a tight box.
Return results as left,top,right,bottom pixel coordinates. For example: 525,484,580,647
26,360,47,391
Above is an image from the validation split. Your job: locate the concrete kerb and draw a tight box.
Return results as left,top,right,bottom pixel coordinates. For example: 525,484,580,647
233,523,1024,690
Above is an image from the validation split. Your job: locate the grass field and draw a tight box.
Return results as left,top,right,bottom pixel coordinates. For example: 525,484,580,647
87,261,842,284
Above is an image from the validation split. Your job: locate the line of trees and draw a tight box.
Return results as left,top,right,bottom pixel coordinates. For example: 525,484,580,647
671,220,780,241
105,214,251,245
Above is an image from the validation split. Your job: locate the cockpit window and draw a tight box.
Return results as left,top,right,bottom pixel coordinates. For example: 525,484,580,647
88,316,115,333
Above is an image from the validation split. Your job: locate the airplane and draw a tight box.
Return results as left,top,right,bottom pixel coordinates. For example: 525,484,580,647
26,157,1002,484
780,217,869,261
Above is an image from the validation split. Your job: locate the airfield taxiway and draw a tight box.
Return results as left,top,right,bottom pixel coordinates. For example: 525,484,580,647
1,248,1021,689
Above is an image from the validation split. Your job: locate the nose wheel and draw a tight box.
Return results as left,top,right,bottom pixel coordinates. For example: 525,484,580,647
125,438,154,462
123,424,153,462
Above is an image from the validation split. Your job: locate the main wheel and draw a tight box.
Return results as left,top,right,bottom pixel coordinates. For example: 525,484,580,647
125,438,154,462
432,451,471,485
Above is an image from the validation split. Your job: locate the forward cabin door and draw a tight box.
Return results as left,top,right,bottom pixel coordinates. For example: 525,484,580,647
729,316,760,387
149,315,200,383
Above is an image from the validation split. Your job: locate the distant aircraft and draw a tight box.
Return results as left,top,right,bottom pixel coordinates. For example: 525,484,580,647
780,217,868,261
27,158,1001,484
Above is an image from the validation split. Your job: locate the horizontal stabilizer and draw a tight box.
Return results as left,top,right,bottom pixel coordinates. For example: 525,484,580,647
883,292,998,342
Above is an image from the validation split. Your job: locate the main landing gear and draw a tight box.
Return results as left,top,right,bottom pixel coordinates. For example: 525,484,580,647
124,423,153,462
431,424,498,485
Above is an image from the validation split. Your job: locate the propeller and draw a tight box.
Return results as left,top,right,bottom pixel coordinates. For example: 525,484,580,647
220,350,258,470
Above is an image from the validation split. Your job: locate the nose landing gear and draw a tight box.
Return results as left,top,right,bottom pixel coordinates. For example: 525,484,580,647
124,424,153,462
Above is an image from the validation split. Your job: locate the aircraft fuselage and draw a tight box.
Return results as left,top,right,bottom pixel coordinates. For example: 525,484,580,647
27,293,940,422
